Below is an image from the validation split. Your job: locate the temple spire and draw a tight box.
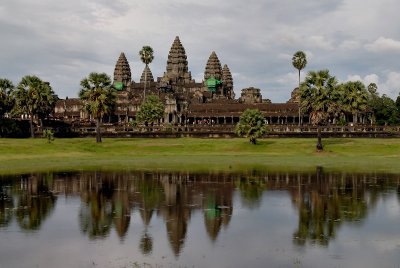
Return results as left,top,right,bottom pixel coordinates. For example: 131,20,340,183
222,64,234,99
113,52,132,88
204,51,222,81
140,65,154,84
163,36,192,84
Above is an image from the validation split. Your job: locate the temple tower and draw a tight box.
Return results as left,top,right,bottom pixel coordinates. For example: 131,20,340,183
140,65,154,84
113,52,132,89
163,36,192,84
222,64,234,99
204,51,223,97
204,51,222,81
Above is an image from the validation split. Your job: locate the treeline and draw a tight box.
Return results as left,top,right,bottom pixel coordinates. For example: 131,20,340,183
1,72,400,138
300,71,400,126
0,76,58,137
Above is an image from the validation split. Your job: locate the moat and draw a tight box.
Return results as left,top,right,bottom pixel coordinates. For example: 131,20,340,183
1,170,400,268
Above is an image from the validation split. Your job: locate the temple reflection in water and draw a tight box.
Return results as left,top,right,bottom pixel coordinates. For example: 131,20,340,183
1,169,399,256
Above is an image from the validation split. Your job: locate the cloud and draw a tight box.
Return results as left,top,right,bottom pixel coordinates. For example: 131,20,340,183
339,40,361,50
276,72,300,87
365,37,400,53
346,72,400,98
308,35,334,50
1,0,400,103
379,72,400,97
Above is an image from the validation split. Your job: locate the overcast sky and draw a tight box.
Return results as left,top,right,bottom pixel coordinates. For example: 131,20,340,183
1,0,400,102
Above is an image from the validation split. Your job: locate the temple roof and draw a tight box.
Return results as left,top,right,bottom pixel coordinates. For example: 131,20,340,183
222,64,233,88
163,36,192,84
113,52,132,86
140,65,154,84
188,102,299,117
204,51,222,81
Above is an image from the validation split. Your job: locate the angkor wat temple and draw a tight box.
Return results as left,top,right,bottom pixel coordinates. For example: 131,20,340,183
54,36,304,126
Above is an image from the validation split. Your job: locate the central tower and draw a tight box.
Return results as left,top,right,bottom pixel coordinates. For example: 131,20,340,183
162,36,192,84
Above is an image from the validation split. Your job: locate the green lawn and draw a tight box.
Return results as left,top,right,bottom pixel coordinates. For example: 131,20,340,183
1,137,400,175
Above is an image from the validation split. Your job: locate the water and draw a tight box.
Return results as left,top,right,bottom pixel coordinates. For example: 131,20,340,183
1,169,400,268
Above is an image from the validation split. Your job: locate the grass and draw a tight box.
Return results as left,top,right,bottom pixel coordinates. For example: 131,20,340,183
1,137,400,175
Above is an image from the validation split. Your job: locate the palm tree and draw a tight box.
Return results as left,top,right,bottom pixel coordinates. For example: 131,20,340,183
79,72,116,143
292,51,307,125
14,76,57,138
0,78,15,118
235,109,267,144
367,83,379,124
339,81,369,124
139,46,154,101
300,70,339,151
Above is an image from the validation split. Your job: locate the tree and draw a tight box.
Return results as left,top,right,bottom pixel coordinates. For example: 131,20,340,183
79,72,116,143
339,81,369,124
367,83,380,124
367,83,378,96
372,94,399,125
235,109,267,144
395,92,400,113
13,75,57,138
292,51,307,89
292,51,307,126
135,95,164,128
139,46,154,101
0,78,15,118
37,82,59,125
300,70,339,151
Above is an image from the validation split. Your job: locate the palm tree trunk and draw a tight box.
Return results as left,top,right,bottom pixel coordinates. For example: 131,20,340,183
29,114,34,138
298,69,301,127
143,64,147,102
316,126,323,151
96,118,102,143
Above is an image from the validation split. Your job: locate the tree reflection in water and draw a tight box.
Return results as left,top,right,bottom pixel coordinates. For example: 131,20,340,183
0,178,14,227
0,173,56,231
0,169,399,254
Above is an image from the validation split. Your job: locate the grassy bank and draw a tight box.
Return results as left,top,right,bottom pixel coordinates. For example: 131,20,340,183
1,137,400,175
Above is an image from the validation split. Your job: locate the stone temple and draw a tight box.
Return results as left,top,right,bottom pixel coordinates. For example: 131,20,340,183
55,36,301,126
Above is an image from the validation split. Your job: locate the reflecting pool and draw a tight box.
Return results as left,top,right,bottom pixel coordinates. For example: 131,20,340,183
1,169,400,267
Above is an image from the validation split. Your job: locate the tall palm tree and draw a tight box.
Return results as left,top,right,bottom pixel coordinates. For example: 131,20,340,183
79,72,116,143
14,76,57,138
300,70,339,151
0,78,15,118
292,51,307,125
139,46,154,101
367,83,379,125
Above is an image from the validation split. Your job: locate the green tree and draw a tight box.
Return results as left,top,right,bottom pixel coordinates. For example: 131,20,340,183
372,94,399,125
300,70,339,151
235,109,267,144
339,81,369,124
135,95,164,128
37,82,59,125
396,92,400,113
0,78,15,118
13,75,57,138
292,51,307,89
139,46,154,101
367,83,380,124
292,51,307,126
367,82,378,96
79,72,116,143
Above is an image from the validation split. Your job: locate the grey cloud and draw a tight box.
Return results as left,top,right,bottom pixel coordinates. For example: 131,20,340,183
1,0,400,101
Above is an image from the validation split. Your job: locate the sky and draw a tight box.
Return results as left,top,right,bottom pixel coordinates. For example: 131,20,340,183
1,0,400,102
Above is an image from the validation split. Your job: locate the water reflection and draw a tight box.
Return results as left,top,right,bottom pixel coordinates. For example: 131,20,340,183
1,169,400,266
1,173,56,231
